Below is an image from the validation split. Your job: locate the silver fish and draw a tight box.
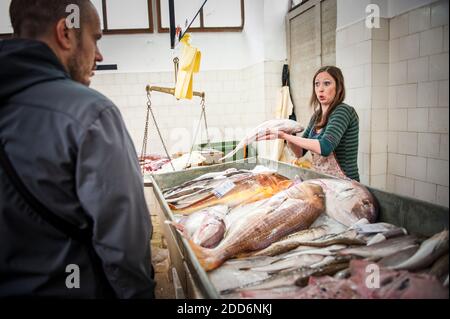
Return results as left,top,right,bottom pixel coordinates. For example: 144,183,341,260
251,226,330,257
378,246,419,268
168,205,228,248
391,230,449,271
249,254,324,273
188,181,325,271
220,119,304,161
338,235,420,259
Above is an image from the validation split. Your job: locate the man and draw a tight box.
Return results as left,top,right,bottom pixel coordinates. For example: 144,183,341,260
0,0,155,298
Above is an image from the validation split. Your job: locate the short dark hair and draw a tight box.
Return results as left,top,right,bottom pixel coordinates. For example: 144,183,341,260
10,0,93,38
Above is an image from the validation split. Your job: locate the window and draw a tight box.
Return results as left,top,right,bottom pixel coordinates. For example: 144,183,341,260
100,0,154,34
0,0,154,38
157,0,245,33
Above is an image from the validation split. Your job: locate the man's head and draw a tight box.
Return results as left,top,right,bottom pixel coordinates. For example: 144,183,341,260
10,0,103,86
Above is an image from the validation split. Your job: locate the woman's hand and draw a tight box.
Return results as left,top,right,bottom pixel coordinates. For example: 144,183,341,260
255,129,286,141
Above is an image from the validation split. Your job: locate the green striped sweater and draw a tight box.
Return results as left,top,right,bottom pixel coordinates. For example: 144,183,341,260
303,103,360,181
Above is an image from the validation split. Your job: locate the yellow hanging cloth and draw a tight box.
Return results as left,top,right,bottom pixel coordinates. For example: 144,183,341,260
175,33,202,100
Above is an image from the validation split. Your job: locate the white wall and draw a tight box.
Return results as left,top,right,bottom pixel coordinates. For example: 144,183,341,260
263,0,290,61
97,0,289,73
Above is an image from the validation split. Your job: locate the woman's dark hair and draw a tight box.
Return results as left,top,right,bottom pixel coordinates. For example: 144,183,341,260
309,65,346,130
10,0,91,39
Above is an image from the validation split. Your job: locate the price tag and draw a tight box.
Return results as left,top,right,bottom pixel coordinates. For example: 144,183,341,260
212,181,236,198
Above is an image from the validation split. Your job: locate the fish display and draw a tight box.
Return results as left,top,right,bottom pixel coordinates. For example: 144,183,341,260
158,163,447,299
307,179,379,227
187,181,326,271
220,119,304,161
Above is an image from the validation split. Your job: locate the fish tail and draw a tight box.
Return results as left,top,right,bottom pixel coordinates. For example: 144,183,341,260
188,239,224,271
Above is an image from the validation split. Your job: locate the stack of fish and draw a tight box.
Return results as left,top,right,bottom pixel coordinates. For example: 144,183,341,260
217,229,448,299
164,167,292,214
163,166,448,299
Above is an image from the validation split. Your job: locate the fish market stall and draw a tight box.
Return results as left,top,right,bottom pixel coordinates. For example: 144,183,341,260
149,158,449,299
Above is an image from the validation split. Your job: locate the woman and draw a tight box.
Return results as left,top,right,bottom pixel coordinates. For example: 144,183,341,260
259,66,360,181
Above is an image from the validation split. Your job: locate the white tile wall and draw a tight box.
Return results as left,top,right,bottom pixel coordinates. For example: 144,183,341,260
440,134,449,160
430,53,449,81
429,108,449,133
406,155,427,180
418,133,441,158
436,185,449,206
371,153,388,175
372,86,389,108
418,81,439,107
407,57,429,83
389,109,408,130
372,64,389,86
396,84,418,108
438,80,449,107
398,132,418,155
388,153,406,176
408,108,429,132
427,158,449,186
386,1,449,207
420,27,444,56
389,61,408,85
372,131,388,153
444,25,449,52
409,6,431,34
371,174,387,189
395,176,415,197
388,132,399,153
414,180,437,203
399,34,420,60
372,109,388,131
390,13,409,39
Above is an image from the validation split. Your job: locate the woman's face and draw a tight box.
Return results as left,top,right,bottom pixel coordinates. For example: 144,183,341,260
314,71,336,108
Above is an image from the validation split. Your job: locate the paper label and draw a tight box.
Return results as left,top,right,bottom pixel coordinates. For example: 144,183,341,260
355,223,392,234
212,181,236,198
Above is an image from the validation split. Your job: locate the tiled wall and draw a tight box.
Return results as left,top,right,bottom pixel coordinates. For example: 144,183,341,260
90,61,284,157
336,19,385,186
336,0,448,207
387,0,449,207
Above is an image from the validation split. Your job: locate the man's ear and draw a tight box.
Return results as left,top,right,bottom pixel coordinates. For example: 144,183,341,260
54,18,77,50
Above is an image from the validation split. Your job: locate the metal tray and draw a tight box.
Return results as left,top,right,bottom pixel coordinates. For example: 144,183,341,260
149,158,449,298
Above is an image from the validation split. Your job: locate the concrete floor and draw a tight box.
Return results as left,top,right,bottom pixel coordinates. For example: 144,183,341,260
145,187,176,299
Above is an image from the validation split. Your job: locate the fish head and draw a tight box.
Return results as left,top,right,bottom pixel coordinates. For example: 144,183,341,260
349,181,379,223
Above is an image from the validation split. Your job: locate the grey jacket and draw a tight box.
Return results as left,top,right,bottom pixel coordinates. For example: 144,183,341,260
0,39,155,298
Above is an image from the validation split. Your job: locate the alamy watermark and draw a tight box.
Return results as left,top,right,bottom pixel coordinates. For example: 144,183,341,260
366,4,380,29
65,264,80,289
66,4,80,29
365,263,380,289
